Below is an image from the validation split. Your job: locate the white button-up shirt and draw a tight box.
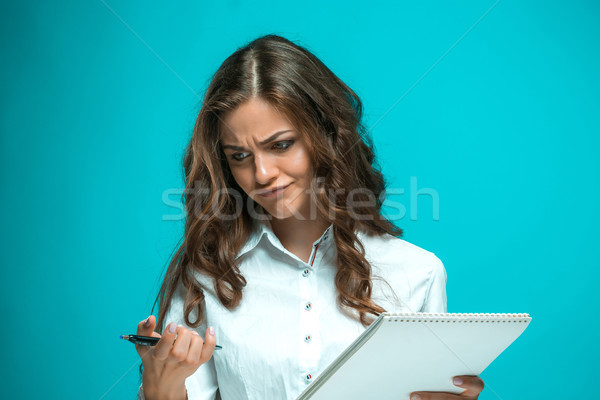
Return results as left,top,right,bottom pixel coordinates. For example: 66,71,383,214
139,220,447,400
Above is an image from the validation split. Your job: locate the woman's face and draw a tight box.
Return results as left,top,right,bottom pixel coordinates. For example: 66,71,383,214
220,97,315,220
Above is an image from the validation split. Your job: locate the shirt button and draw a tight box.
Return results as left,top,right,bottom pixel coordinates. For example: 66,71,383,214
305,373,313,383
302,268,311,277
304,302,312,311
304,334,312,343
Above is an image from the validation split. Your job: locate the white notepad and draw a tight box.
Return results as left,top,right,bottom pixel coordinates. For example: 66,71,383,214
296,312,531,400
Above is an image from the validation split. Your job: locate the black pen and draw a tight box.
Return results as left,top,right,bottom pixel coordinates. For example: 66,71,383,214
120,334,222,350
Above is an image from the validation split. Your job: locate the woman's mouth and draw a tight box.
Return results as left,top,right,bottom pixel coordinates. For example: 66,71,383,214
256,183,291,198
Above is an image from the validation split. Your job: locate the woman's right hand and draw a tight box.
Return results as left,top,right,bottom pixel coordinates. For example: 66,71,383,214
135,315,217,400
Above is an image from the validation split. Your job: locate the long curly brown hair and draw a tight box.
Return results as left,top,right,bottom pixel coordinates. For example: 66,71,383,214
149,34,403,345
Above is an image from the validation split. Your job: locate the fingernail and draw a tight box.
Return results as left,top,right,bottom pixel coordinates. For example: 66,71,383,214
144,317,151,327
192,331,199,336
411,395,421,400
209,326,215,336
168,322,177,333
453,377,463,386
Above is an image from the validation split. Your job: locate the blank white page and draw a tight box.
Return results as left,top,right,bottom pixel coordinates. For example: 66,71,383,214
297,313,531,400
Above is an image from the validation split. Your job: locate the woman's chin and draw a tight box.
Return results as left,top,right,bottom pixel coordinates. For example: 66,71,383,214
260,200,299,220
263,207,296,220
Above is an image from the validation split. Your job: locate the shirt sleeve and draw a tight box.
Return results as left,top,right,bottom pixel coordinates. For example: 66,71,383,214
139,282,220,400
420,255,448,313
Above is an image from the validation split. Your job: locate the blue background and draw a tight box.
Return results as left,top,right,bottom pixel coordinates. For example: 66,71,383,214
1,1,598,399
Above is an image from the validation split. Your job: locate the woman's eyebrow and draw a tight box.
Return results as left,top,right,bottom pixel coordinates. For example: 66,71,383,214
222,130,294,151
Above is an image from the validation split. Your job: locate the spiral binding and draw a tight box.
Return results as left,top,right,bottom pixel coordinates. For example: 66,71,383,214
383,312,531,323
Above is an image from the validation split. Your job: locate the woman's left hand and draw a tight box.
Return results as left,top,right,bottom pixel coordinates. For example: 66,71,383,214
410,375,485,400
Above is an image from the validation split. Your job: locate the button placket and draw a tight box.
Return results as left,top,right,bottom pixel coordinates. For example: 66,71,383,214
298,227,331,386
299,265,319,383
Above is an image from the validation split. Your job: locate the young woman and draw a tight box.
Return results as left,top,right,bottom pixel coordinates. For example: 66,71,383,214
134,34,484,400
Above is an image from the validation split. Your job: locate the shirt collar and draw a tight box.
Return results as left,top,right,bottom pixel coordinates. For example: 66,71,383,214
235,218,334,260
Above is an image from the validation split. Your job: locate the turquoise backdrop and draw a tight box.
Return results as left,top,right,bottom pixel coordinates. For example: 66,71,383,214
1,1,598,399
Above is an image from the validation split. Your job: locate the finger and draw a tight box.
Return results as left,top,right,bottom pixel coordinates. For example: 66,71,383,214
184,331,205,367
185,327,217,368
452,375,485,396
135,315,160,358
153,321,179,360
168,325,194,364
198,326,217,364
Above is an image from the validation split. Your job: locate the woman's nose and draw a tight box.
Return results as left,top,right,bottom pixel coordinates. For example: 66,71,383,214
254,154,278,185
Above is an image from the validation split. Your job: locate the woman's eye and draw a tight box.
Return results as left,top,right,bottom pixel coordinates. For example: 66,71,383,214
272,140,294,151
229,141,293,162
231,152,250,161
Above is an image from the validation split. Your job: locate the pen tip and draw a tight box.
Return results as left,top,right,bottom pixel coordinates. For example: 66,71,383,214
120,335,128,340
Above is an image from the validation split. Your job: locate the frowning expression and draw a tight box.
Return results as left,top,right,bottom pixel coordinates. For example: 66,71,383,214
220,97,315,220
